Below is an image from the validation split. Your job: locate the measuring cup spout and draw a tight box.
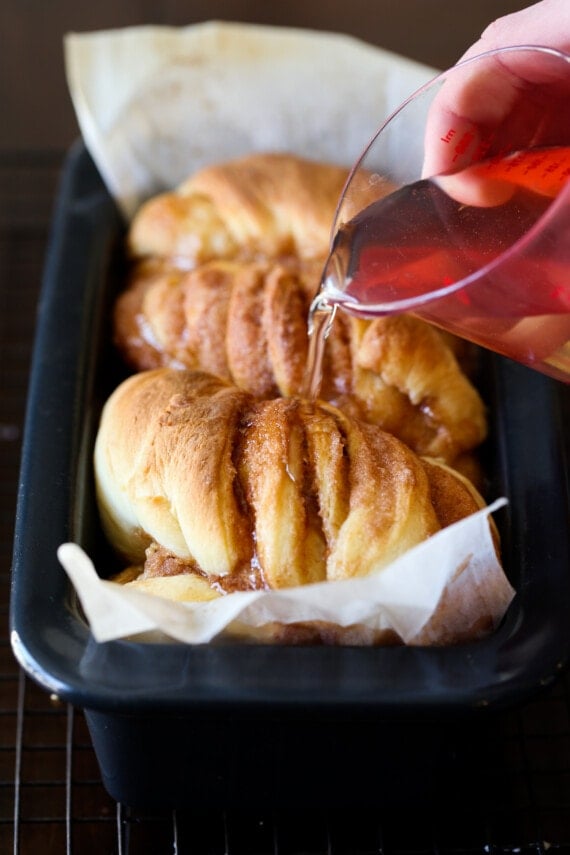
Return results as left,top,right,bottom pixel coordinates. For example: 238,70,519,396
321,243,351,304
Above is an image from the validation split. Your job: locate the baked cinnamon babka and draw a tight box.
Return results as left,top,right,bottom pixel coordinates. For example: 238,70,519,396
95,368,490,595
115,153,487,466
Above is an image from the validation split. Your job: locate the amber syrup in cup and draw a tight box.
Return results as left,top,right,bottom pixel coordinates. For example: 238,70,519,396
310,146,570,384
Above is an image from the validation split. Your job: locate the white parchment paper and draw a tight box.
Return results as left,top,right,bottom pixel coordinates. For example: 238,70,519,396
64,21,436,217
58,500,514,645
61,23,515,646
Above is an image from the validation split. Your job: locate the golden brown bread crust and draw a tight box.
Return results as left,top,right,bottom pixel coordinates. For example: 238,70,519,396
96,154,502,644
95,368,487,596
114,257,487,463
127,153,350,266
117,151,487,469
114,258,313,397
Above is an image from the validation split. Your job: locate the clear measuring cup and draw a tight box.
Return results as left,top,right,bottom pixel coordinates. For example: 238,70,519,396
319,45,570,382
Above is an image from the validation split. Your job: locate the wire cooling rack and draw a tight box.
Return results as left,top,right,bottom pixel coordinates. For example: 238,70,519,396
2,154,570,855
4,666,570,854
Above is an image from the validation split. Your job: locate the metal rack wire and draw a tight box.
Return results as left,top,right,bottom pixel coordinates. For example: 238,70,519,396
2,154,570,855
4,670,570,854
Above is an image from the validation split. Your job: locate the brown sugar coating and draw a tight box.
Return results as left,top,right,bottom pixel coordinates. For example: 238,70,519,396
114,256,487,464
95,368,486,595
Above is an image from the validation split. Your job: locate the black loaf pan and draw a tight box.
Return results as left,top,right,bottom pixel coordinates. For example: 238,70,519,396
10,142,570,810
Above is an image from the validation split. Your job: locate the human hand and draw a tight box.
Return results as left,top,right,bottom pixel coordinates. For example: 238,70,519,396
422,0,570,203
